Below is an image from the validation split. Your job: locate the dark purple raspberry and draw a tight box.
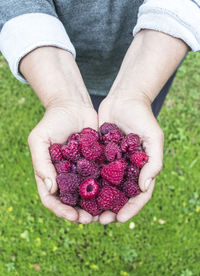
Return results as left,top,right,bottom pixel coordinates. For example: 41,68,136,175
77,159,100,179
56,173,81,194
80,198,102,216
101,159,126,185
79,179,100,199
123,180,141,197
102,129,124,144
97,186,120,210
105,142,122,162
111,192,128,213
100,178,113,188
54,160,72,174
130,152,148,168
95,144,106,164
71,163,77,174
100,122,119,135
125,164,140,182
121,133,140,153
49,144,63,163
60,193,79,206
61,140,81,162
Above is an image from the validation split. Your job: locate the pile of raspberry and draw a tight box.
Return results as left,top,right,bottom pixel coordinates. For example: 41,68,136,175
49,123,148,216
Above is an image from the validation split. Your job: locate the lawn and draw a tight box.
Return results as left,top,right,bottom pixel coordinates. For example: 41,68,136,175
0,52,200,276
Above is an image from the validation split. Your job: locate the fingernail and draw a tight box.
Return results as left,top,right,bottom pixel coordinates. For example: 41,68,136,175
44,178,52,192
144,178,152,191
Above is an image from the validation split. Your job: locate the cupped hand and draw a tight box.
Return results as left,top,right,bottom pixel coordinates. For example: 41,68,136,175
28,101,99,224
98,95,164,224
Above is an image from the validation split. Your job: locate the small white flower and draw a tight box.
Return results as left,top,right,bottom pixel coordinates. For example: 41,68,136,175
129,222,135,229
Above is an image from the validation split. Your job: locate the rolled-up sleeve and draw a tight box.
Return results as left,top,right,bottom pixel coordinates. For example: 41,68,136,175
133,0,200,52
0,0,76,83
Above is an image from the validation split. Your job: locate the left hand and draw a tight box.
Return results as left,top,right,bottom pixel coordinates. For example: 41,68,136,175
98,94,164,224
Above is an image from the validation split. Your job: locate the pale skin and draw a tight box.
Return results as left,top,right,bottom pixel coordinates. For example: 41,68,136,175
19,30,189,224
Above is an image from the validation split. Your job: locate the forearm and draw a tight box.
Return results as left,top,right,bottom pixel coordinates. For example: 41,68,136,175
19,47,92,109
109,30,189,103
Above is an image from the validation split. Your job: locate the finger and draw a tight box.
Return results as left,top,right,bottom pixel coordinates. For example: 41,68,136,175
139,131,164,192
28,132,58,193
117,179,155,223
99,211,116,225
76,207,93,224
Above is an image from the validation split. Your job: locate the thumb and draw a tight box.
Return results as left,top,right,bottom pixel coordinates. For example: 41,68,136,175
139,131,164,192
28,132,58,194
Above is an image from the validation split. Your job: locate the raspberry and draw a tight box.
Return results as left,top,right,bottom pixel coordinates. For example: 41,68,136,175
97,186,120,210
80,198,102,216
80,128,99,140
81,140,102,161
105,142,122,162
77,159,100,179
123,180,141,197
67,133,81,143
71,163,77,174
125,164,140,182
54,160,72,174
60,193,79,206
57,173,81,194
130,152,148,168
121,133,140,153
100,178,113,188
102,129,124,144
61,140,81,162
79,179,100,199
111,192,128,213
49,144,63,163
101,159,125,185
95,144,106,164
100,122,119,135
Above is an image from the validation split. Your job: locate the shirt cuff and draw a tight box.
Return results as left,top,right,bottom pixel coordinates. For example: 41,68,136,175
0,13,76,83
133,0,200,52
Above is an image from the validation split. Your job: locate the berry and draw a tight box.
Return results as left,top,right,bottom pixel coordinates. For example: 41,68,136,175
61,140,81,162
101,178,113,188
79,179,100,199
111,192,128,213
49,144,63,163
130,152,148,168
125,164,140,182
121,133,140,153
95,144,106,164
101,160,125,185
80,198,102,216
67,133,81,143
102,129,124,144
100,122,119,135
97,186,120,210
60,193,79,206
105,142,122,162
77,159,100,179
54,160,72,174
123,180,141,197
71,163,77,174
56,173,81,194
80,128,99,140
81,140,102,161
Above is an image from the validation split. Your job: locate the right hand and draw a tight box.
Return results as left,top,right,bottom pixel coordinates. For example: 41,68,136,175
28,100,98,224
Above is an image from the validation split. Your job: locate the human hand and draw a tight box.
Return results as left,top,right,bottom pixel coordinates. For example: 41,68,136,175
98,95,164,224
28,101,99,224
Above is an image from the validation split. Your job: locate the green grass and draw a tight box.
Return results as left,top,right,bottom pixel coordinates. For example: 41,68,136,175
0,52,200,276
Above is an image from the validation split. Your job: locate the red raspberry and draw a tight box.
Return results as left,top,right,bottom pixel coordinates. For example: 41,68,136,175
97,186,120,210
61,140,81,162
100,122,119,135
49,144,63,163
105,142,122,162
80,128,99,140
130,152,148,168
125,164,140,182
123,180,141,197
121,133,140,153
80,198,102,216
54,160,72,174
57,173,81,194
102,129,124,144
101,160,125,185
79,179,100,199
81,141,102,161
60,192,79,206
67,132,81,143
100,178,113,188
95,144,106,164
77,159,100,179
111,192,128,213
